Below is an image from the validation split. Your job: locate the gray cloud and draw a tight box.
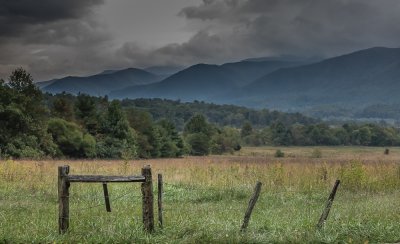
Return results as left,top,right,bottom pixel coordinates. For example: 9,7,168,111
175,0,400,58
179,0,240,21
117,31,234,67
0,0,112,80
117,0,400,70
1,0,400,81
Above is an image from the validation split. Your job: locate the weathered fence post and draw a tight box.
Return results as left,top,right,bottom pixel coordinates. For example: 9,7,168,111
102,182,111,212
317,179,340,228
58,165,70,234
158,174,163,228
141,165,154,232
241,181,262,232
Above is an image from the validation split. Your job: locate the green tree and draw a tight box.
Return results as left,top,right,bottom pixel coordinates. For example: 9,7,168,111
74,94,100,135
241,121,253,138
96,100,137,159
211,127,241,154
184,114,213,136
158,119,184,157
359,127,372,146
184,114,214,156
0,68,57,158
52,96,75,121
125,108,165,158
48,118,96,158
270,122,293,146
186,133,210,156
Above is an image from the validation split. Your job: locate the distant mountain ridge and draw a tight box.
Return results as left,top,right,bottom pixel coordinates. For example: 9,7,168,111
109,60,302,100
144,65,184,75
110,64,241,100
233,47,400,109
39,47,400,117
41,68,161,96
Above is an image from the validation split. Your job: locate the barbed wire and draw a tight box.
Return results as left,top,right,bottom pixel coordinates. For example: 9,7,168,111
162,181,325,195
0,179,380,217
0,181,333,204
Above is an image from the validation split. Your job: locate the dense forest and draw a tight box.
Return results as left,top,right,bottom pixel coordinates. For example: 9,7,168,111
1,68,400,159
118,98,317,130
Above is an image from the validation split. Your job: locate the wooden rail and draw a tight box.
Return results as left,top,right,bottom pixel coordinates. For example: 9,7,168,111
67,175,145,183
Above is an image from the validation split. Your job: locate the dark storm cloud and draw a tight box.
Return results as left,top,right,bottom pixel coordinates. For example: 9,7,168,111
0,0,103,36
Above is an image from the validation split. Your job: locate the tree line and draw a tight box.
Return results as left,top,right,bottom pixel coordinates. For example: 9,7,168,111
240,122,400,147
1,68,400,159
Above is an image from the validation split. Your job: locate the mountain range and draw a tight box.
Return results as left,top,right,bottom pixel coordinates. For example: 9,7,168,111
40,68,161,96
38,47,400,115
230,47,400,110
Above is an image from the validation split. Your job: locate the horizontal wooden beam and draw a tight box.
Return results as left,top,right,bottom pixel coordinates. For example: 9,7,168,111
67,175,146,183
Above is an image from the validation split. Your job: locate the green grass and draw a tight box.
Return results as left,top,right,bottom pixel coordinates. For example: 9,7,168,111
0,147,400,243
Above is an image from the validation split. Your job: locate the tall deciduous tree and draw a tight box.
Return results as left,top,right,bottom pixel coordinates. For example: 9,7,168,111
0,68,57,158
184,114,214,156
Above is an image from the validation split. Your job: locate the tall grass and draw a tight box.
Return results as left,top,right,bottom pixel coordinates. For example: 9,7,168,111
0,147,399,243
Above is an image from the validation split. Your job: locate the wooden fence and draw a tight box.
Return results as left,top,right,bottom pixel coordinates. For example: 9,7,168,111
57,164,340,234
58,165,154,234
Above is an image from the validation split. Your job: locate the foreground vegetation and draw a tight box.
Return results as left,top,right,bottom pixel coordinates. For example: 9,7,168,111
0,147,399,243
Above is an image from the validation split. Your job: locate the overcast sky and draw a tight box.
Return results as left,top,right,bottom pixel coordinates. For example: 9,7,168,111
1,0,400,81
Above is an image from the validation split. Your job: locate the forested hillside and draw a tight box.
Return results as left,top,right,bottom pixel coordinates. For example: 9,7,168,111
118,98,316,130
2,69,400,159
234,47,400,109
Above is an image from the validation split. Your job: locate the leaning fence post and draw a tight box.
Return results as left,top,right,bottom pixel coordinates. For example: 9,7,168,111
102,182,111,212
141,165,154,232
58,165,70,234
158,174,163,228
317,179,340,228
241,181,262,232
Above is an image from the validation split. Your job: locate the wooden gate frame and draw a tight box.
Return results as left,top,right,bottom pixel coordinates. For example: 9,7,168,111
58,165,154,234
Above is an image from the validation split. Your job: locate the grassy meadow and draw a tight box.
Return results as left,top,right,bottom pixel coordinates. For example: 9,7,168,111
0,146,399,243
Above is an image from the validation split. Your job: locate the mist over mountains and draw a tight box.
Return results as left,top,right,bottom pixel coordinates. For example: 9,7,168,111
39,47,400,119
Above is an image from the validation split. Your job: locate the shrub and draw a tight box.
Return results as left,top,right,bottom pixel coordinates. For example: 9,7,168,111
384,148,390,155
234,144,241,151
274,149,285,158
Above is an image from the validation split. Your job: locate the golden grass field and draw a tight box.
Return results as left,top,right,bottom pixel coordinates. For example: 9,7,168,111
0,146,399,243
